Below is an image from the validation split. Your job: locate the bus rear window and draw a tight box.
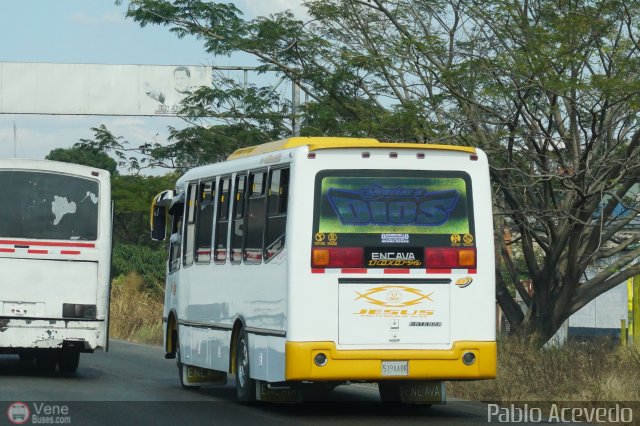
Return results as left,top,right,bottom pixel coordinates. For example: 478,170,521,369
313,170,474,249
0,171,99,240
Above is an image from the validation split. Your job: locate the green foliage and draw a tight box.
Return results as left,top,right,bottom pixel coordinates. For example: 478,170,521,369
74,125,145,172
112,172,179,245
111,244,166,293
46,147,118,175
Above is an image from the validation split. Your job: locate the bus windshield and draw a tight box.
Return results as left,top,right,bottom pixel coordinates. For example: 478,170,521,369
313,170,475,249
0,170,100,240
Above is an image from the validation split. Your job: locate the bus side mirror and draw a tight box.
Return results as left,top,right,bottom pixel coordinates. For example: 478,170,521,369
151,205,167,241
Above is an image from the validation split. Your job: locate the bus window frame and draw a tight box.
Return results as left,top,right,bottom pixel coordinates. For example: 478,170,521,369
230,172,248,264
264,167,289,263
195,179,215,264
244,169,268,264
183,182,198,268
214,176,231,264
168,199,184,274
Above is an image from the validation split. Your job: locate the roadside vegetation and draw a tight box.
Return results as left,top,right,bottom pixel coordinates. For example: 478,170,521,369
448,337,640,402
109,272,164,345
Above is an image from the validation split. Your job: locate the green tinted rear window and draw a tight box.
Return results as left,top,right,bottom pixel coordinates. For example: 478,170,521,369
313,170,474,248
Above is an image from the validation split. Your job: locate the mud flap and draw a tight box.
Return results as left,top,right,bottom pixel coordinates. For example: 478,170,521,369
183,365,227,386
256,381,302,403
399,381,446,404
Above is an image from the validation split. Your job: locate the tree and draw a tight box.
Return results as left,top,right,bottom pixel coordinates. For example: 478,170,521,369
119,0,640,343
46,147,118,175
111,172,179,246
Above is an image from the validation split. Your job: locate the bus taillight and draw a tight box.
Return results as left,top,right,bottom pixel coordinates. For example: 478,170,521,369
424,247,476,269
312,247,364,268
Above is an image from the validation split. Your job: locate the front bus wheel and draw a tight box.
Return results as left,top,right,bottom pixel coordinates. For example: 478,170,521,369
235,328,256,402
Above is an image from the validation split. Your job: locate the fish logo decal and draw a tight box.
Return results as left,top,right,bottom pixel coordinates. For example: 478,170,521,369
355,285,433,308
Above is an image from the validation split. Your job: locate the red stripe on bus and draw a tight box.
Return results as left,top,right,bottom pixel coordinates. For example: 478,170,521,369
341,268,367,274
0,240,95,248
311,268,325,274
0,248,15,253
426,269,452,274
384,269,410,274
468,269,477,274
28,249,48,254
61,250,81,255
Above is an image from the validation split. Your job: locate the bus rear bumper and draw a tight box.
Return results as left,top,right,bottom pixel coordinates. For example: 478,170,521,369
285,340,497,381
0,318,105,352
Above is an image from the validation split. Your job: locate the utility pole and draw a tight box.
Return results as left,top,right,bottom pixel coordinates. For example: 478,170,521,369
13,121,17,157
292,80,301,136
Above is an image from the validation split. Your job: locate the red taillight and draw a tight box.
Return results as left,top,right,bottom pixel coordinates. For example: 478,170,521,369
424,247,476,269
311,247,364,268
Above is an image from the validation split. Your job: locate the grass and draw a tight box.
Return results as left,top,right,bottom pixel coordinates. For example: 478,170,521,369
448,337,640,402
109,272,164,346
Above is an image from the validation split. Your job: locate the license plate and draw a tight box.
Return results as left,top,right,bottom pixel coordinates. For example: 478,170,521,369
381,360,408,376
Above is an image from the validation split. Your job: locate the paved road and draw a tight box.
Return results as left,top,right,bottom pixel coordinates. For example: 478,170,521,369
0,340,498,425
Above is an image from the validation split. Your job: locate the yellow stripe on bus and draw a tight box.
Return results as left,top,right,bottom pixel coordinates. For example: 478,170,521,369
227,137,477,160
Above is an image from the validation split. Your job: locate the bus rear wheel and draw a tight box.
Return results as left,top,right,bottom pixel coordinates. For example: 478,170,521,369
35,350,58,373
235,328,255,402
58,351,80,374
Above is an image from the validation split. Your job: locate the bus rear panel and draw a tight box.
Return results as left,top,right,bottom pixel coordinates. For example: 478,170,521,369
0,161,111,372
286,147,496,386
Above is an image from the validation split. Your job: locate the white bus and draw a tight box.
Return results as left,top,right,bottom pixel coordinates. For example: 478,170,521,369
151,137,496,403
0,159,112,373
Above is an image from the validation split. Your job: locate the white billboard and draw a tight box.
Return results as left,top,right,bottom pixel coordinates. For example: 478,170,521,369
0,62,211,116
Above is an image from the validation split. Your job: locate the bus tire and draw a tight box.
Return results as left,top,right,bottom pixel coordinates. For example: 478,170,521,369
35,350,58,373
235,328,256,403
175,334,200,389
58,351,80,374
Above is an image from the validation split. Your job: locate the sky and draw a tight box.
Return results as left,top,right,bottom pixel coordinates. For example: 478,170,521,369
0,0,306,175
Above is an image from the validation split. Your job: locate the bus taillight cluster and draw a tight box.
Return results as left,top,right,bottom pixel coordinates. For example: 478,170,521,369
311,246,476,269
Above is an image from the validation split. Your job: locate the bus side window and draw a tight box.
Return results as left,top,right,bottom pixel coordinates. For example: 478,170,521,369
244,170,267,264
195,180,214,264
183,182,198,267
168,206,183,273
231,173,247,264
214,177,230,263
265,168,289,262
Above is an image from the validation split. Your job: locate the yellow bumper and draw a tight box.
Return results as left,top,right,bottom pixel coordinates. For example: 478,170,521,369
285,340,496,381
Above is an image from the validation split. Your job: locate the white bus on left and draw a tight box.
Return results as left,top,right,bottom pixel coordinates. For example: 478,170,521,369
0,159,112,373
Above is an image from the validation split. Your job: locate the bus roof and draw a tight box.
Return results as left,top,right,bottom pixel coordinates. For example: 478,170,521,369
227,137,477,160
